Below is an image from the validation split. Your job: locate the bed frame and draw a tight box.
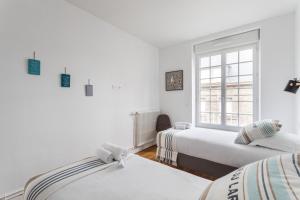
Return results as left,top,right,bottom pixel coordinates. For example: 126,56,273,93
177,153,237,179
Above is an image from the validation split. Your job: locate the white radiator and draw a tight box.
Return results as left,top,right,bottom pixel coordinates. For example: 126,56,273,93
133,111,160,148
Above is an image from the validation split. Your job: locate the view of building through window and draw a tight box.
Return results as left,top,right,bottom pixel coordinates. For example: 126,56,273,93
198,47,255,128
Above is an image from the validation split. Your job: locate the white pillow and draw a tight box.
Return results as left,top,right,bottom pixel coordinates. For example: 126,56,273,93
249,132,300,152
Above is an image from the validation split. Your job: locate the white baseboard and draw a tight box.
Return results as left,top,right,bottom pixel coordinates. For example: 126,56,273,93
129,140,156,154
0,188,23,200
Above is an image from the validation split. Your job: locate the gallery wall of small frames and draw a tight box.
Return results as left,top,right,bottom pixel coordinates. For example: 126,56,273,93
27,51,94,97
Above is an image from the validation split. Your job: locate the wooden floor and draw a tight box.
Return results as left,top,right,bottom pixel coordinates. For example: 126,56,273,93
137,145,217,180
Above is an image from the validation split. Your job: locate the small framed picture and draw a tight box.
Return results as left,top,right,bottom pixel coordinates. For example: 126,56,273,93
165,70,183,91
61,74,71,87
28,59,41,75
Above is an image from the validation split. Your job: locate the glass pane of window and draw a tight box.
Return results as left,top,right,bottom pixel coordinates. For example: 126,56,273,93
211,89,221,101
239,88,252,95
226,89,238,96
239,62,253,75
239,115,252,126
211,78,221,90
226,114,238,126
211,66,221,78
226,101,238,114
239,95,252,101
239,76,253,87
200,68,210,79
226,64,238,76
211,55,221,66
226,52,238,64
200,102,210,112
211,102,221,112
211,113,221,124
240,49,253,62
200,79,210,88
226,95,238,102
200,113,210,123
239,102,253,114
200,89,210,96
226,77,238,88
200,96,210,102
200,57,210,68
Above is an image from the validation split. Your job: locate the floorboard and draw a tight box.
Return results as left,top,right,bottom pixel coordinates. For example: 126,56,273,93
136,145,217,181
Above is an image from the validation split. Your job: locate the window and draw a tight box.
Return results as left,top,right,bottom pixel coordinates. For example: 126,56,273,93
196,45,258,131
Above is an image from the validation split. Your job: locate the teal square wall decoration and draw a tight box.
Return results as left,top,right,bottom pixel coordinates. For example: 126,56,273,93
28,59,41,75
61,74,71,87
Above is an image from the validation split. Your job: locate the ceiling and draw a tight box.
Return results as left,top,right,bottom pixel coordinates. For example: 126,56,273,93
66,0,298,48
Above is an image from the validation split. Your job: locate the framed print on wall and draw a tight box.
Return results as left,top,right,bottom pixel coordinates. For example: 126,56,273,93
165,70,183,91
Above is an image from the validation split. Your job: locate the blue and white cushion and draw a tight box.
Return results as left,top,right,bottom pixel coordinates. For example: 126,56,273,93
235,119,282,145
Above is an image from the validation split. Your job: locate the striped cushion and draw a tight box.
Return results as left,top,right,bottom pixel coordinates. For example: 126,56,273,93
200,153,300,200
235,119,281,144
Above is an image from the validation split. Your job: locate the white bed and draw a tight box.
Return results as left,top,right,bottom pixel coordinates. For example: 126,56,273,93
158,128,286,168
24,154,211,200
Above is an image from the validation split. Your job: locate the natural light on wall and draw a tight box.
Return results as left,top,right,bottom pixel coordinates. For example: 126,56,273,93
194,30,259,131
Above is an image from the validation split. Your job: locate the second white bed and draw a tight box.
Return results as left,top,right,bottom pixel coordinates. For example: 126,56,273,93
175,128,286,168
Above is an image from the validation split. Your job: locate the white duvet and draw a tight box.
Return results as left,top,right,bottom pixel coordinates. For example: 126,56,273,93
46,155,211,200
175,128,286,168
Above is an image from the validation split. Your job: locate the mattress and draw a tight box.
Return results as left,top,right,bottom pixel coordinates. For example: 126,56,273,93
175,128,286,168
26,154,211,200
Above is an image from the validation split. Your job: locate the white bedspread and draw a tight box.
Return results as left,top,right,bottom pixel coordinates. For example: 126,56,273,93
46,155,211,200
176,128,286,168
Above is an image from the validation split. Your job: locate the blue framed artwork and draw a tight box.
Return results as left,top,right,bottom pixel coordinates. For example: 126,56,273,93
61,74,71,87
28,59,40,75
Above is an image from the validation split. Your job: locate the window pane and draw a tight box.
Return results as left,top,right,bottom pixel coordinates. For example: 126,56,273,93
200,113,210,123
239,76,253,87
211,55,221,66
226,114,238,126
226,95,238,102
240,62,253,75
211,66,221,78
239,88,252,95
240,49,253,62
226,77,238,88
239,95,252,101
200,89,210,96
226,52,238,64
226,89,238,96
200,102,210,112
200,96,210,102
200,57,210,68
200,79,210,88
211,102,221,112
200,68,210,79
226,64,238,76
211,113,221,124
226,101,238,113
211,78,221,90
239,102,253,114
239,115,252,126
211,90,221,101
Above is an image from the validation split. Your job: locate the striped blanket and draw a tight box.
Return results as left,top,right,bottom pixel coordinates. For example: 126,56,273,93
156,129,181,166
200,153,300,200
24,157,116,200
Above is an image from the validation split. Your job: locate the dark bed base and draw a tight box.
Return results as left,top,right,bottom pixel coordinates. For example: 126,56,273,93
177,153,237,180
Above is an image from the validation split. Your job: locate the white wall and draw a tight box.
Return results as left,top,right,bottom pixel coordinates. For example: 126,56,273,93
0,0,159,195
160,13,296,133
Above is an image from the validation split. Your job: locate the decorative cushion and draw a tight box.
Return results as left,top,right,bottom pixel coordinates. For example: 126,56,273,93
200,153,300,200
235,119,281,144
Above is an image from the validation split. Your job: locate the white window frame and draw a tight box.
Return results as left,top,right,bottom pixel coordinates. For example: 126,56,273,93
195,43,259,131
